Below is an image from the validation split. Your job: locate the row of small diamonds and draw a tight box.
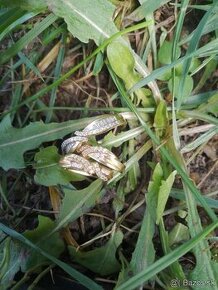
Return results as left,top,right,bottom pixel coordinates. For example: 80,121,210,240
68,154,95,175
81,146,112,159
61,136,88,153
75,117,122,137
92,162,109,181
69,161,83,170
85,116,117,130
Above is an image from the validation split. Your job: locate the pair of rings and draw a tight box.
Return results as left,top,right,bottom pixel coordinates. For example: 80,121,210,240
59,114,126,181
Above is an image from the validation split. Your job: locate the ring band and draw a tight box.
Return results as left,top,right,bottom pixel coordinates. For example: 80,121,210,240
60,114,126,181
75,114,126,137
61,136,88,154
59,154,113,181
59,154,95,177
79,145,124,172
92,162,113,181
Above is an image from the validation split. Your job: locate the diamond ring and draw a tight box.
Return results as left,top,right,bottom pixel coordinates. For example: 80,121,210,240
59,114,126,181
74,114,126,137
61,136,88,154
77,144,124,172
59,154,113,181
59,154,96,177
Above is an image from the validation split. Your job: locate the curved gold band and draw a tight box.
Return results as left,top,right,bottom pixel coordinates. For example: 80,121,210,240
60,114,126,181
61,136,88,154
59,154,95,176
75,114,126,137
79,145,124,172
59,154,113,181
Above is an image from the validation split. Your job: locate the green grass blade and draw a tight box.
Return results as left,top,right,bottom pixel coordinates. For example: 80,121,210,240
129,37,218,93
171,0,189,149
171,188,218,209
177,5,216,109
0,11,36,42
101,126,145,147
0,59,22,88
46,33,66,122
17,51,44,81
181,126,218,153
0,8,24,32
109,71,217,222
1,20,152,118
0,13,58,65
0,223,103,290
116,220,218,290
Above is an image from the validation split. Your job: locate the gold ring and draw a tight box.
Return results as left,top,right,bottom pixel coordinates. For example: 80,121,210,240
59,154,113,181
60,114,126,182
78,145,124,172
61,136,88,154
74,114,126,137
59,154,95,177
92,162,113,181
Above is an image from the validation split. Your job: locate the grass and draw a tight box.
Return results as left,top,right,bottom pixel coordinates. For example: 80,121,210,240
0,1,217,290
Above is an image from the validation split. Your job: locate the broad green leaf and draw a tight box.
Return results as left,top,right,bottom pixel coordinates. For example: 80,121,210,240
107,41,135,80
0,237,20,290
0,0,47,11
130,203,155,276
154,100,169,138
0,115,95,170
34,146,84,186
156,171,176,224
56,179,103,232
189,247,218,290
46,0,117,45
68,230,123,275
0,223,103,290
22,215,64,271
147,163,163,221
130,163,163,277
107,41,154,107
0,216,64,282
168,75,193,97
158,40,181,65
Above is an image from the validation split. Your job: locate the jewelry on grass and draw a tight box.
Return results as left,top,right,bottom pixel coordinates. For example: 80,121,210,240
59,114,126,181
